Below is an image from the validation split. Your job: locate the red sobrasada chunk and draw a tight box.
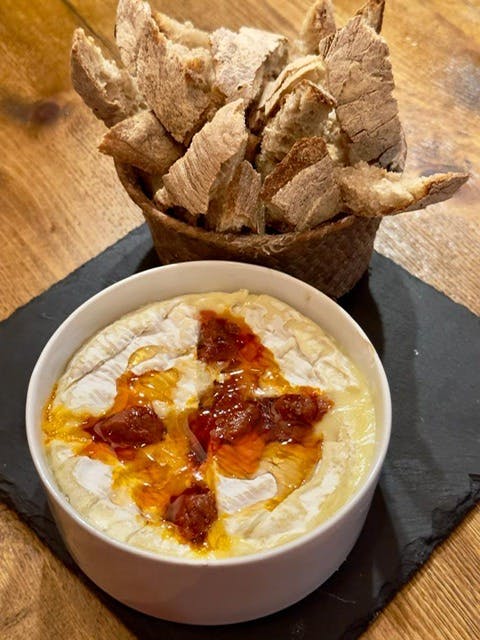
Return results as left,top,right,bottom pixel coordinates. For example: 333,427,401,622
197,312,244,364
258,393,332,443
166,485,218,544
89,405,165,450
190,386,330,450
189,379,261,450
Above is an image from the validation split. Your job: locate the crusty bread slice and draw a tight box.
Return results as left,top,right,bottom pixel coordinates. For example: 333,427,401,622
208,161,264,233
337,162,469,217
211,27,287,105
293,0,336,56
98,110,183,175
153,10,210,48
356,0,385,33
257,79,335,177
136,17,217,143
115,0,152,74
320,16,405,170
261,137,341,231
156,99,248,218
261,137,327,202
251,55,327,131
71,28,144,127
206,149,248,227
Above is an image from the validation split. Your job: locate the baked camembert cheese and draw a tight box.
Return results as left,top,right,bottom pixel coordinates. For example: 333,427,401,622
42,291,375,558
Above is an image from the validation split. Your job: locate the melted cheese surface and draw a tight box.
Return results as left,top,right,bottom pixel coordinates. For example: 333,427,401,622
43,291,376,558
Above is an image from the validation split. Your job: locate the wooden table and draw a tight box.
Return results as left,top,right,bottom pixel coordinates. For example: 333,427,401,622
0,1,479,637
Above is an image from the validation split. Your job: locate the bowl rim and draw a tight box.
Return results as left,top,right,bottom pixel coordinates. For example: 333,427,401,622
26,260,391,567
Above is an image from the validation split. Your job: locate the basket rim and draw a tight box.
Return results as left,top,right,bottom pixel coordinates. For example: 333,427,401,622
114,161,359,247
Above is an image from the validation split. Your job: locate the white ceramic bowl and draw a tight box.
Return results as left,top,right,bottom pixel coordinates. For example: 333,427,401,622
26,261,391,625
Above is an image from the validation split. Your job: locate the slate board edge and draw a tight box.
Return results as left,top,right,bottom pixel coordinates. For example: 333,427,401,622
0,223,147,325
342,475,480,639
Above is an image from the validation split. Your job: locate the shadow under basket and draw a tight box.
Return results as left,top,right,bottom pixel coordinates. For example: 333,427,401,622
116,163,380,299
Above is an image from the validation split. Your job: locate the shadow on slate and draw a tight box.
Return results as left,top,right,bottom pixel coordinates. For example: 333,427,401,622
0,224,479,640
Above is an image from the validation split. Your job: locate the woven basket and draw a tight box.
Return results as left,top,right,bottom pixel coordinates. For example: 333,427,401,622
116,162,380,298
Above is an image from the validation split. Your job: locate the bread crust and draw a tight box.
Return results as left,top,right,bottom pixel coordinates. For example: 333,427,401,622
71,28,143,127
115,0,152,74
261,137,341,230
257,79,336,177
294,0,336,56
338,162,469,217
208,161,264,233
136,17,217,143
158,100,248,217
321,16,405,170
211,27,287,105
356,0,385,33
257,55,327,120
99,110,183,174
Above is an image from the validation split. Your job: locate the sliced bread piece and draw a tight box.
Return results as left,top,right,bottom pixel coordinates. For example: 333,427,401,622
208,161,264,233
257,55,327,119
136,17,217,143
98,110,183,174
321,16,405,169
71,28,143,127
153,10,210,48
210,27,288,106
157,99,248,218
250,54,327,131
337,162,469,217
293,0,336,56
115,0,152,75
256,79,336,177
356,0,385,33
261,137,341,231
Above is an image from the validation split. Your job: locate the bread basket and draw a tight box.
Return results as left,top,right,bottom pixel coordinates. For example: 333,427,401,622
116,162,380,299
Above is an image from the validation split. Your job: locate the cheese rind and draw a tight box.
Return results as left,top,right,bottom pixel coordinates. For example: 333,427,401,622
44,291,376,559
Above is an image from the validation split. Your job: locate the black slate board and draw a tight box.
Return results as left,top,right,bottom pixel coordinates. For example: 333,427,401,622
1,224,479,640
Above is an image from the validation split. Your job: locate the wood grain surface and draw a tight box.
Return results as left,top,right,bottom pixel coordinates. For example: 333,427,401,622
0,0,479,638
